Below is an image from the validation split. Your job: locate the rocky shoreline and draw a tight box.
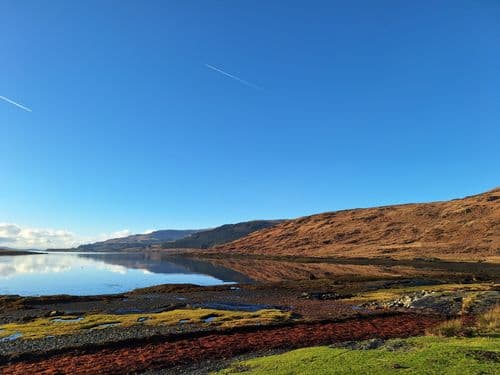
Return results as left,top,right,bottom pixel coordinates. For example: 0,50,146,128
0,265,498,374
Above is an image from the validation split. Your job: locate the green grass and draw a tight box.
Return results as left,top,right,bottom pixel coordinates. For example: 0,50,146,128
216,336,500,375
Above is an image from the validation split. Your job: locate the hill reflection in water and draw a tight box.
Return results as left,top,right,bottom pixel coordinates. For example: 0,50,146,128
0,252,249,296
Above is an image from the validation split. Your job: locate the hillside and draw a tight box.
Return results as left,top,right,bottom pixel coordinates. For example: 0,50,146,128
162,220,283,249
76,229,200,252
213,189,500,262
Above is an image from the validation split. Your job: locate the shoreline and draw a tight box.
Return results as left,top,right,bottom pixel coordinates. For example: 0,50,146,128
1,265,497,374
0,250,45,256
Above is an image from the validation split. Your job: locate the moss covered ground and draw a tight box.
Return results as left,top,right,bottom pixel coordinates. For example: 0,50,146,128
349,283,496,303
0,308,291,339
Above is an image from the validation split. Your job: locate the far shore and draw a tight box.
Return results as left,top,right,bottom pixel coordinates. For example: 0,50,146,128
0,249,45,256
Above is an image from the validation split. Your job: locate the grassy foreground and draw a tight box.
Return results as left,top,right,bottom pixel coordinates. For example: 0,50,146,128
216,336,500,375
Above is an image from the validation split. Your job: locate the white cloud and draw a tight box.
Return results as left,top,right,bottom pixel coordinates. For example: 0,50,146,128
143,229,156,234
0,223,132,249
0,224,22,242
0,223,76,249
106,229,132,239
78,229,133,245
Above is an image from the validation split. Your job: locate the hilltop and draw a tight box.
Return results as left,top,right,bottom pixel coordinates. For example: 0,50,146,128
213,189,500,262
162,220,283,249
63,220,283,252
75,229,200,252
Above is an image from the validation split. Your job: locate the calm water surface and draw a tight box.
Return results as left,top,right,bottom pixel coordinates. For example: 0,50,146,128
0,252,251,296
3,252,478,297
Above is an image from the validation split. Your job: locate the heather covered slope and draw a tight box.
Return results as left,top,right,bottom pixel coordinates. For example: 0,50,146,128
214,189,500,262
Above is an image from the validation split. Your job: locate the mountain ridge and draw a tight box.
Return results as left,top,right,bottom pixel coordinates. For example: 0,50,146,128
61,220,284,252
161,220,284,249
74,229,201,252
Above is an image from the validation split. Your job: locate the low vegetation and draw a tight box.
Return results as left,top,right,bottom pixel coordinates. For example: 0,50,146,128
427,304,499,337
426,319,469,337
218,303,499,375
0,308,291,340
217,336,500,375
477,305,500,334
348,283,495,303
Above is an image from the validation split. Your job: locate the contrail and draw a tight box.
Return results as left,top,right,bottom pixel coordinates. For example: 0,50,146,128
205,64,261,90
0,95,32,112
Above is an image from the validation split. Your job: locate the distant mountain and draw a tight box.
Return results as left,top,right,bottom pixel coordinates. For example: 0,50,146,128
213,188,500,262
0,246,18,251
162,220,284,249
77,252,253,283
60,220,283,252
75,229,200,252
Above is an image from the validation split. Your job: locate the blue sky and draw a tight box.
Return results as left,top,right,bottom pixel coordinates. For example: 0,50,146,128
1,1,499,247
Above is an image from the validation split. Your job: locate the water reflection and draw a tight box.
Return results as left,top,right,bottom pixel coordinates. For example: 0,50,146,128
202,258,445,282
2,251,489,297
202,257,499,283
0,253,249,296
77,253,253,283
0,254,126,277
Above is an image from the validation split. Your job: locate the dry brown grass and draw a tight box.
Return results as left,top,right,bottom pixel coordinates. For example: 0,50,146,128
213,188,500,262
426,319,464,337
427,305,500,338
477,305,500,334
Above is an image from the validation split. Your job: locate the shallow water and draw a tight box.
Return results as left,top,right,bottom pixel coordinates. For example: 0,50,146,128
0,332,22,342
89,322,120,329
196,302,273,312
0,252,251,296
52,317,84,323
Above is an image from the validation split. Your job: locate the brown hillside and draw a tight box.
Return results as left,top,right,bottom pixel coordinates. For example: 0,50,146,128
213,189,500,262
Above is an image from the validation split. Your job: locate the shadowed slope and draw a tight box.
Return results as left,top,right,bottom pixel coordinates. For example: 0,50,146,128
72,230,201,252
162,220,283,249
